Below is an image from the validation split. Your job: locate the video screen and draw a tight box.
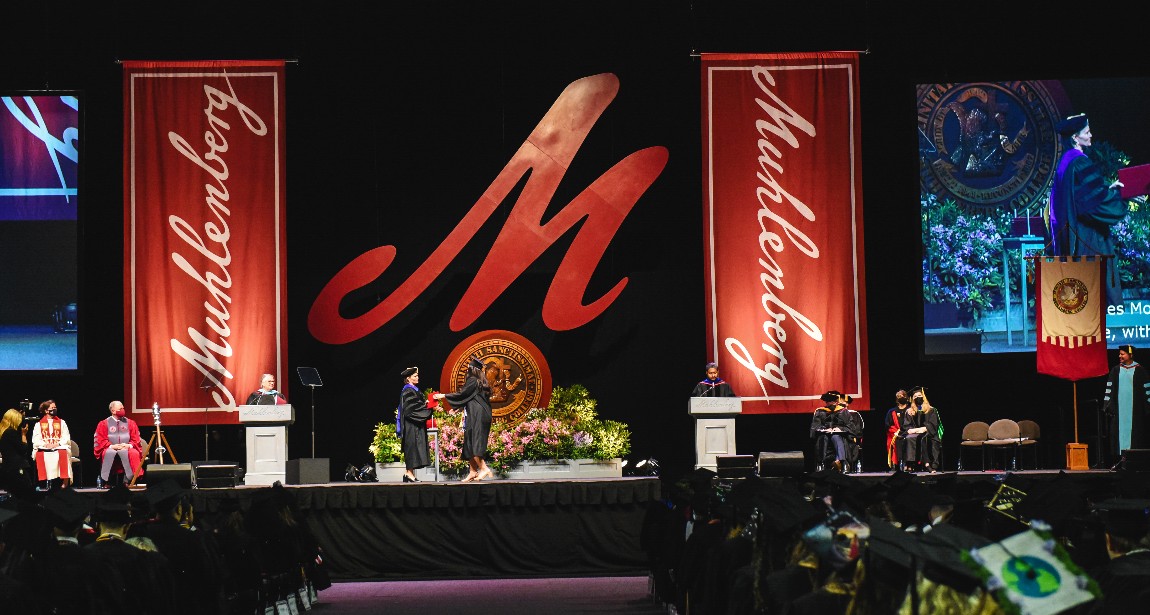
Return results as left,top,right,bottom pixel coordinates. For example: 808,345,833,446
918,78,1150,356
0,93,80,370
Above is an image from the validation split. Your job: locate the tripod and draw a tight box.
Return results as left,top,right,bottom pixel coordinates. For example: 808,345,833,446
131,403,177,487
297,367,324,458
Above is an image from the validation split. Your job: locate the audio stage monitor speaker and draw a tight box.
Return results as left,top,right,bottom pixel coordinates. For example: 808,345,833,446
715,454,756,479
758,451,805,477
286,458,330,484
144,463,194,488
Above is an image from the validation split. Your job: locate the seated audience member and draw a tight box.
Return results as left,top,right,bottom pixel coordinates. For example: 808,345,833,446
810,391,863,473
132,479,229,614
0,506,34,609
898,386,942,472
884,390,910,471
31,400,72,490
30,487,125,612
94,400,144,488
1082,499,1150,613
691,362,737,397
85,485,175,612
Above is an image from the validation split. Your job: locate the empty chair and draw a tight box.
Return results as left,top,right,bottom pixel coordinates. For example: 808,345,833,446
68,439,83,487
958,421,990,471
984,419,1021,471
1017,419,1041,469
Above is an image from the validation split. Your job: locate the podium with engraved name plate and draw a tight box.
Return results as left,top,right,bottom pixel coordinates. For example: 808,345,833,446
689,396,742,471
239,404,294,485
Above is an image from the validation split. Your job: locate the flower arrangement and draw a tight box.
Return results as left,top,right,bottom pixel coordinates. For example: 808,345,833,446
921,193,1011,324
368,383,631,477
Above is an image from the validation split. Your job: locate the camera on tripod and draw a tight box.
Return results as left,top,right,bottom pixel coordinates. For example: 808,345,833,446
18,399,38,427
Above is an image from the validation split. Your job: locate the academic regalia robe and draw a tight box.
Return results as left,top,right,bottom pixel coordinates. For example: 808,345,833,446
398,384,433,470
691,378,735,397
444,376,492,459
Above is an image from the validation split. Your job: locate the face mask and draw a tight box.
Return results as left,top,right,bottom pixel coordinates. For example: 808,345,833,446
114,409,126,418
895,396,908,405
913,397,924,405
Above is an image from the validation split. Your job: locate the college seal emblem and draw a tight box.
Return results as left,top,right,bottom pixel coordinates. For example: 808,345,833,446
441,330,552,425
1052,277,1089,314
918,81,1063,213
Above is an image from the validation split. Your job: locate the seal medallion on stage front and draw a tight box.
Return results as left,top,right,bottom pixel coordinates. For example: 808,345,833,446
441,330,552,425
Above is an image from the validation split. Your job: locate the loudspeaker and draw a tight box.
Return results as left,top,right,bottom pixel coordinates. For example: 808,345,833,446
758,451,805,477
1122,449,1150,471
924,330,981,354
286,458,330,484
715,454,756,479
192,462,241,488
143,463,193,488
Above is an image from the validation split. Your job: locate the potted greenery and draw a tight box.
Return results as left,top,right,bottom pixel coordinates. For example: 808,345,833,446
367,384,630,481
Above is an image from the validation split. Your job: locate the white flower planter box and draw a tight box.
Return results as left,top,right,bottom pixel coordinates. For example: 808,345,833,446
504,458,623,480
375,459,622,482
375,462,437,483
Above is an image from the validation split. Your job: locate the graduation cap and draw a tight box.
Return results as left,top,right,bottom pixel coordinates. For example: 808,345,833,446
40,487,92,530
1095,498,1150,542
917,523,992,594
468,358,485,371
1056,113,1088,136
865,518,923,570
146,478,188,511
757,485,824,536
93,485,134,524
820,390,842,404
0,505,19,527
400,366,418,378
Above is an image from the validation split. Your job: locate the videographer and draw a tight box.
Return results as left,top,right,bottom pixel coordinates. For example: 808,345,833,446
0,403,34,497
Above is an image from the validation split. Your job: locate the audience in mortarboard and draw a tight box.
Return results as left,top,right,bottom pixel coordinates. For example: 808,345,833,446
0,478,330,614
642,466,1150,615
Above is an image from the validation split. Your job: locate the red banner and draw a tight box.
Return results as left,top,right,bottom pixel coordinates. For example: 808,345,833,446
701,53,869,414
123,60,287,425
1036,258,1108,381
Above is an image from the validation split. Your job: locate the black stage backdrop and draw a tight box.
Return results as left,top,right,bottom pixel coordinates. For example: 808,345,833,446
2,1,1146,481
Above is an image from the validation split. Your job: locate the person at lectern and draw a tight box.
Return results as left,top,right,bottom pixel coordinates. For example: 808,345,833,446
691,362,736,397
1048,112,1128,306
245,373,287,406
1102,345,1150,466
94,400,143,489
434,358,494,482
397,366,434,483
31,399,72,490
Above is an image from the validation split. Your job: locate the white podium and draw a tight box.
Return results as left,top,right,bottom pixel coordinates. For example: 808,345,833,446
689,397,742,471
239,404,294,485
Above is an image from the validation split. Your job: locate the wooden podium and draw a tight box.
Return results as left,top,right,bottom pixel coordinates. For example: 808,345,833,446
239,404,294,485
689,397,742,471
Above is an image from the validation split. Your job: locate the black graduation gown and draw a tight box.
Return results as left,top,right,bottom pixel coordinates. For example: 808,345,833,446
1102,362,1150,461
1050,149,1127,306
691,379,735,397
0,428,33,497
900,408,942,467
445,376,492,459
132,519,229,615
399,384,433,470
1084,551,1150,614
84,536,178,614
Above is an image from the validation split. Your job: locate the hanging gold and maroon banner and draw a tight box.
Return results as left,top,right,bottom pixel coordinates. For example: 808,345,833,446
701,52,869,414
123,60,287,426
1036,257,1108,381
